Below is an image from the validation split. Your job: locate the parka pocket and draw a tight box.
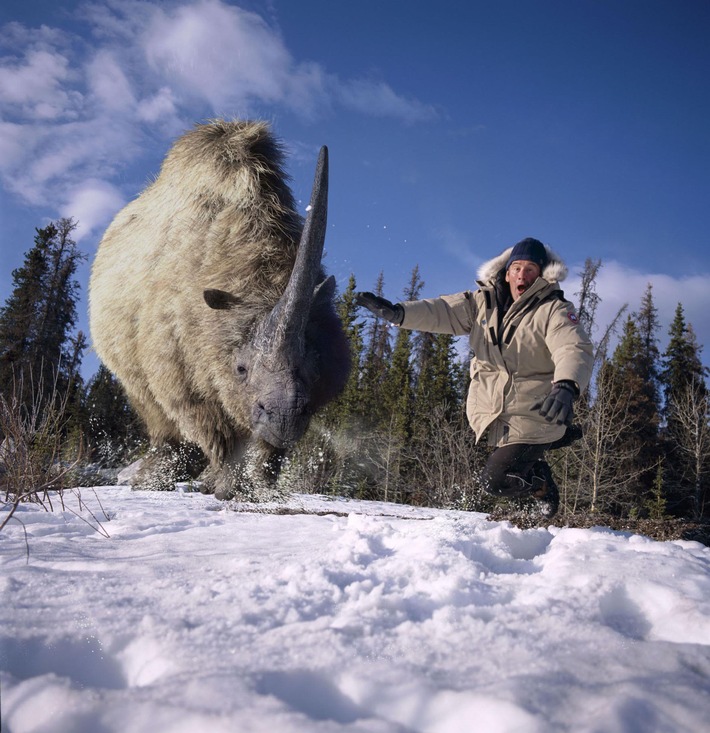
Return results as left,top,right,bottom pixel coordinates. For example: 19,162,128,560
508,375,550,416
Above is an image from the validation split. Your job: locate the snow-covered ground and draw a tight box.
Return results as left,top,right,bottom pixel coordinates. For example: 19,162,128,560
1,486,710,733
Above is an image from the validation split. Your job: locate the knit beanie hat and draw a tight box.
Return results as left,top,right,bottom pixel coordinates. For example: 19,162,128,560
506,237,548,271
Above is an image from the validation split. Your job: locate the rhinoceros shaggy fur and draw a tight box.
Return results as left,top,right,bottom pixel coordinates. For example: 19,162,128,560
89,120,350,498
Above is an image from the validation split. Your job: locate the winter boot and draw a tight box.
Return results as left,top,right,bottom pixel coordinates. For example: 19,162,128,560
530,460,559,519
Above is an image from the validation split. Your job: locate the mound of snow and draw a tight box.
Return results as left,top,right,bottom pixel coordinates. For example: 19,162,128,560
2,486,709,732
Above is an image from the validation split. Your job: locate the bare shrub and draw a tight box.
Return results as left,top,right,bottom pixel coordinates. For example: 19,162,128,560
665,383,710,519
405,405,492,511
556,363,645,518
0,372,103,536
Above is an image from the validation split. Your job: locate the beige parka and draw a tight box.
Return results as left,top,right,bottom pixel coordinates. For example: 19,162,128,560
399,245,594,447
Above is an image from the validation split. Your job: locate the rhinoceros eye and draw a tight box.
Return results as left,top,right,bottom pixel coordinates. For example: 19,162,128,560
235,363,248,381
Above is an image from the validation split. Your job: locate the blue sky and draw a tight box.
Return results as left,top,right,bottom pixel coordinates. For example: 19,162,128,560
1,0,709,376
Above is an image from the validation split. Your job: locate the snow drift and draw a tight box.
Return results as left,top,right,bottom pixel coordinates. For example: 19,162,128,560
2,487,710,732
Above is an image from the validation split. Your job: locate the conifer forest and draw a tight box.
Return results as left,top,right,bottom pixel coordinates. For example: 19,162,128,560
2,220,709,543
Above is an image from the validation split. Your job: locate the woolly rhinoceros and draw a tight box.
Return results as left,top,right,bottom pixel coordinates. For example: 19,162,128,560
89,120,350,498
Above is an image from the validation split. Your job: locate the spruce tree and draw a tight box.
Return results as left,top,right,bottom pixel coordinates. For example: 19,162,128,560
606,315,661,512
381,329,413,442
85,364,147,466
381,266,423,438
413,333,464,435
660,304,709,517
0,227,52,397
329,274,365,428
413,332,435,417
574,258,602,340
631,285,664,503
62,330,89,448
431,334,464,416
0,219,86,417
634,284,662,401
662,304,706,412
359,272,393,428
375,267,425,500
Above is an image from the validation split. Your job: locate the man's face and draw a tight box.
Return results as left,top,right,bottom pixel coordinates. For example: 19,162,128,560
505,260,541,301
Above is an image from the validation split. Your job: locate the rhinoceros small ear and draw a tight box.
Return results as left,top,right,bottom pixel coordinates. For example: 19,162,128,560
204,289,241,310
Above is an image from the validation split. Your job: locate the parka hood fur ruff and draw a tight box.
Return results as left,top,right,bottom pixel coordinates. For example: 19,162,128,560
477,244,568,284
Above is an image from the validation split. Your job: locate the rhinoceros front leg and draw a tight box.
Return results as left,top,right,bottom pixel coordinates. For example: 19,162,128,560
201,439,286,501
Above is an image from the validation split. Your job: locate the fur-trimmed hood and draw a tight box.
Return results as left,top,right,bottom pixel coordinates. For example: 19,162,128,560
476,243,568,284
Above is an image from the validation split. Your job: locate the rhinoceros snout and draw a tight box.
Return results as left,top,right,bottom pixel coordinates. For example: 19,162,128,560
252,398,310,449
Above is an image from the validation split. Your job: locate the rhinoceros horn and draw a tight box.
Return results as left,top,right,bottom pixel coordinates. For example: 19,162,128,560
260,146,328,358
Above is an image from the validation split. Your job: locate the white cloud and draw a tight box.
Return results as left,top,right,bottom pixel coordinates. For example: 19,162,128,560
61,178,127,241
81,0,157,43
142,0,327,115
86,50,136,111
338,78,439,123
0,48,78,120
0,121,30,170
0,0,437,238
566,260,710,360
1,115,142,207
0,20,70,54
137,86,178,123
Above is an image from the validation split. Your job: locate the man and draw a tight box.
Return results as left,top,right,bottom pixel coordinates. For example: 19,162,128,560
355,237,593,518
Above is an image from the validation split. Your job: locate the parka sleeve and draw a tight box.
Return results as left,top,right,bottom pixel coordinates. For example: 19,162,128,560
401,290,476,336
399,291,475,335
546,301,594,393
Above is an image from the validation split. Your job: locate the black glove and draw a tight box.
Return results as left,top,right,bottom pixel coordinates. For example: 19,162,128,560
354,292,404,325
532,381,577,426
